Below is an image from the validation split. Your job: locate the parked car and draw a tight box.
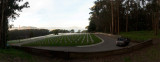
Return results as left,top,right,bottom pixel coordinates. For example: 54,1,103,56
116,37,130,47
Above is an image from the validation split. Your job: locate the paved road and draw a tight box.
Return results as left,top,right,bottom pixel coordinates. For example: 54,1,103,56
31,34,134,52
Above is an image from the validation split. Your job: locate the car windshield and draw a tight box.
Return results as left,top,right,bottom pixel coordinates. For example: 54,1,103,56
118,38,125,41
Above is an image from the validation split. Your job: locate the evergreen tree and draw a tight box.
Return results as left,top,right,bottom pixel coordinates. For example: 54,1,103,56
0,0,29,48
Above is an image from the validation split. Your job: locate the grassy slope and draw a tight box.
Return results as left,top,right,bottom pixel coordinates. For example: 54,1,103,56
8,40,20,44
0,48,66,62
23,34,102,46
115,31,160,62
112,39,160,62
0,48,34,62
120,31,160,42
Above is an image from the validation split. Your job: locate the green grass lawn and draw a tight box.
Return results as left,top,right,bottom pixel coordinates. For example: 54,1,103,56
7,40,21,44
120,31,160,42
8,38,32,44
0,48,35,62
122,41,160,62
0,48,64,62
23,34,102,46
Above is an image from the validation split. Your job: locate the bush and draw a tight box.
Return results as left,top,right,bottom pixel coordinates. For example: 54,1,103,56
8,29,50,40
51,29,70,35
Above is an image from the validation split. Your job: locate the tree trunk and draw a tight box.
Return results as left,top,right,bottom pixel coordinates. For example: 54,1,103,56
104,26,107,33
0,0,7,48
0,0,5,48
115,16,117,34
110,24,112,33
126,1,129,32
155,0,160,36
117,1,120,35
111,1,114,34
0,0,2,48
136,7,138,31
152,13,154,30
155,12,159,36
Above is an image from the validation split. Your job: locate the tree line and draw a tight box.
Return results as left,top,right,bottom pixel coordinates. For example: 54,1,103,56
51,29,77,35
8,29,50,40
9,29,77,40
88,0,160,35
51,29,70,35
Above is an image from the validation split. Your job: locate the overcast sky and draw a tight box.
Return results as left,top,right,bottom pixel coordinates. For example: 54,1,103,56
10,0,95,30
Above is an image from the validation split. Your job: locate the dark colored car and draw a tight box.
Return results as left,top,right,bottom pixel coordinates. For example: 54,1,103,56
116,37,130,47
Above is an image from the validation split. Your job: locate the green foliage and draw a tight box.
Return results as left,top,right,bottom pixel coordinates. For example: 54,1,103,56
8,29,50,40
2,0,30,19
51,29,70,35
0,0,29,48
120,31,159,42
88,20,96,32
88,0,160,33
81,30,88,33
7,40,19,44
53,29,59,35
29,31,34,38
122,43,160,62
0,48,31,58
0,48,34,62
77,30,81,33
70,29,75,33
124,57,132,62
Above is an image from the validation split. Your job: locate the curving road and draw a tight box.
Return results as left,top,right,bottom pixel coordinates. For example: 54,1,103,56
30,34,135,52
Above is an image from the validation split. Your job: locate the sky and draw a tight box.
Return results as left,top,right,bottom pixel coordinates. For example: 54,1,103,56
9,0,95,30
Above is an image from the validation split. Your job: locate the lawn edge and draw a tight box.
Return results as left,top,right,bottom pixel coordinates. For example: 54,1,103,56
76,34,104,47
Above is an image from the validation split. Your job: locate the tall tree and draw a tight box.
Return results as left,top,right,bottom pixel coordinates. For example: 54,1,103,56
88,0,159,35
0,0,29,48
111,0,114,34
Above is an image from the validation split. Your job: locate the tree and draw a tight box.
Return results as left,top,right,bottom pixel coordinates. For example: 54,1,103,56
88,0,159,35
70,29,74,33
153,0,160,36
54,30,59,35
77,30,81,33
88,20,96,32
117,0,120,34
111,0,114,34
0,0,29,48
85,26,88,30
124,0,130,32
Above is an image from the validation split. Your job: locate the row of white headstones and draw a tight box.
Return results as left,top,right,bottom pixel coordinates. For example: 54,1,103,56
39,33,95,44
